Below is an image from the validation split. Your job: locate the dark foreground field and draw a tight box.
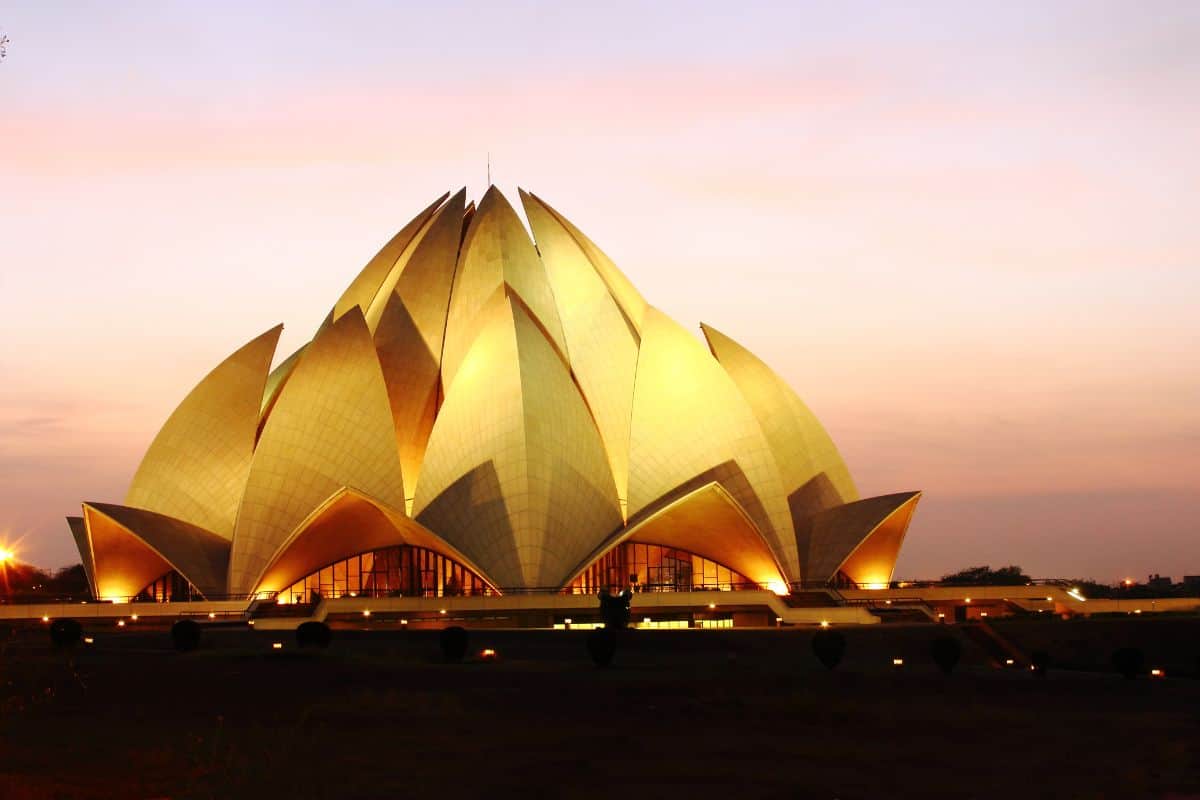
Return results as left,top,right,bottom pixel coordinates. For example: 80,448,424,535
1,619,1198,800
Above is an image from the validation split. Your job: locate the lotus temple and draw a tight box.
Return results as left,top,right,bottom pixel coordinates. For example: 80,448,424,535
57,186,934,626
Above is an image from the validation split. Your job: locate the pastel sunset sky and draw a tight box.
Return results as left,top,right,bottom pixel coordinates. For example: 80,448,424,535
1,1,1197,581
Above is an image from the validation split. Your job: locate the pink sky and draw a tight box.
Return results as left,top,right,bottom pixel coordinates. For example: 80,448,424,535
1,2,1197,581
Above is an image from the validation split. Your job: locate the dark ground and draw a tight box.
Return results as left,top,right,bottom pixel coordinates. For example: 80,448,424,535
1,617,1198,800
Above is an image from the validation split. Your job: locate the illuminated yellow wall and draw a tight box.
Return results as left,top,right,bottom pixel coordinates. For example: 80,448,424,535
414,298,623,588
229,309,406,594
125,325,281,538
72,187,919,598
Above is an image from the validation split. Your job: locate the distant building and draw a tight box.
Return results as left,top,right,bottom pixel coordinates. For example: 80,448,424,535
1147,574,1172,589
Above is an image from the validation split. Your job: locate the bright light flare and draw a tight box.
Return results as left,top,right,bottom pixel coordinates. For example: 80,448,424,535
1066,588,1087,602
0,547,13,563
767,580,788,596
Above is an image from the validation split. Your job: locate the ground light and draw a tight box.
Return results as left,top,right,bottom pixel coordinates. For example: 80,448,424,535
208,612,215,619
272,642,283,650
819,620,830,628
362,609,371,617
41,615,49,622
708,602,716,609
892,658,904,667
130,614,138,621
83,637,94,645
1150,669,1165,678
117,620,125,627
1006,658,1015,666
480,648,497,660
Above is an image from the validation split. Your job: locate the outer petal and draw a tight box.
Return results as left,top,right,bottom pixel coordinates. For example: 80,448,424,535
82,502,231,600
330,192,448,322
440,186,568,390
563,482,786,591
66,516,97,599
628,308,798,577
125,325,282,538
522,190,647,334
413,298,623,589
252,488,497,595
798,491,921,586
520,189,638,517
701,323,858,511
229,308,405,594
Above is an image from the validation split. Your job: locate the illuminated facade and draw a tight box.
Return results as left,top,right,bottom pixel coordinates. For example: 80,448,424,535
68,186,920,604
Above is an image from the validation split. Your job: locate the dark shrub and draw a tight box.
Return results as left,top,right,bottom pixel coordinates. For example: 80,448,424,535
587,628,617,667
439,626,468,661
598,590,632,630
296,620,332,649
930,636,962,674
1112,646,1144,680
171,619,202,652
49,618,83,648
1030,649,1051,678
811,629,846,670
